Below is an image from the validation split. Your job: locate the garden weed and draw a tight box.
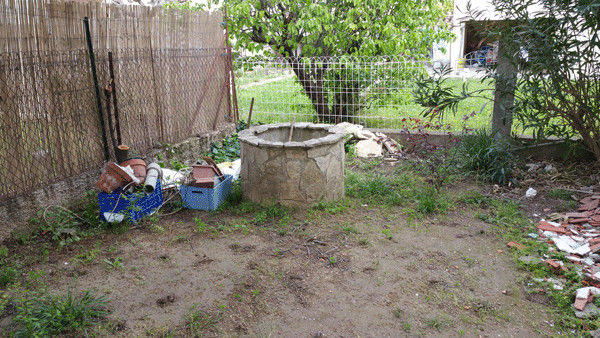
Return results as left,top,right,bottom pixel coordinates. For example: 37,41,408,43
0,265,18,289
193,218,208,233
186,304,222,335
415,187,448,215
13,290,108,337
547,188,573,201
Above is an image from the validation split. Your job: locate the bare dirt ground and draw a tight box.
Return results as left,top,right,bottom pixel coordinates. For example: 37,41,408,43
1,162,567,337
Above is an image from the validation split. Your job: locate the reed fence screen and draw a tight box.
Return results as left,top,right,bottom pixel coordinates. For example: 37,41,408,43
0,0,233,200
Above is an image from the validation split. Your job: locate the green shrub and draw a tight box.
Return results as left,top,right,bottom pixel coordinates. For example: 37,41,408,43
459,129,513,185
13,291,108,337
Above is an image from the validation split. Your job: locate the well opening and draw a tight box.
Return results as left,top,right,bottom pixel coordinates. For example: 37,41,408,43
256,127,330,143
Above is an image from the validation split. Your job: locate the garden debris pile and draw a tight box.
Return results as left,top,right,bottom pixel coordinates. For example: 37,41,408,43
535,195,600,316
335,122,402,159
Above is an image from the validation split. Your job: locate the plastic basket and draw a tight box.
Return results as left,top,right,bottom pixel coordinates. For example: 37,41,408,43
98,180,163,222
180,175,232,211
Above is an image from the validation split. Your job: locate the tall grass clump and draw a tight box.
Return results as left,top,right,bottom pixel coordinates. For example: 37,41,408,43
459,129,514,185
13,291,108,336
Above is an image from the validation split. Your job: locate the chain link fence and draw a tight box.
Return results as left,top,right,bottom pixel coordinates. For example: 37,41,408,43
0,47,232,200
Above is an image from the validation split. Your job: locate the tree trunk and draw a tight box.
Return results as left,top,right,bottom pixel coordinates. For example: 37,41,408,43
491,40,517,139
287,58,336,123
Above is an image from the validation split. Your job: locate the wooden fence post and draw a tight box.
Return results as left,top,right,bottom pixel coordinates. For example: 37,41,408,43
491,40,517,139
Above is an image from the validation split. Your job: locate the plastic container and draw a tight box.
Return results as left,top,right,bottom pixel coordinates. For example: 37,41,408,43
98,180,163,222
180,175,232,211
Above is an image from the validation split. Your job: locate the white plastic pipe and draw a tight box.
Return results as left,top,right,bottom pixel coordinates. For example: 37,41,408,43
144,162,162,194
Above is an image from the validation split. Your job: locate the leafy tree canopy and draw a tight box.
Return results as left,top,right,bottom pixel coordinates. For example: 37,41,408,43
171,0,453,59
169,0,453,122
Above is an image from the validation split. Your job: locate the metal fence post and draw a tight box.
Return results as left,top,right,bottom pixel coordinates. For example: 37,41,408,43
83,17,110,161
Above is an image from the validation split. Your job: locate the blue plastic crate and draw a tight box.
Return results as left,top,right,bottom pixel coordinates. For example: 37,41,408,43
98,180,163,222
180,175,232,211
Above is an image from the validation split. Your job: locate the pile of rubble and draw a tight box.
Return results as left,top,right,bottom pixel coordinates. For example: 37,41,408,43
335,122,402,159
535,195,600,317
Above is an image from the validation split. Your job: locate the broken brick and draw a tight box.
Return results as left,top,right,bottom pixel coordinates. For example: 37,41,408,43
581,197,594,205
538,221,569,234
566,211,593,218
580,199,600,211
574,297,589,311
507,241,525,250
546,259,567,271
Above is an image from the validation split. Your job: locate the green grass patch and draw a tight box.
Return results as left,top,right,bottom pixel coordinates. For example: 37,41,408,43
345,171,419,205
311,199,350,214
415,187,448,215
0,265,18,289
13,290,108,336
547,188,573,201
186,304,222,335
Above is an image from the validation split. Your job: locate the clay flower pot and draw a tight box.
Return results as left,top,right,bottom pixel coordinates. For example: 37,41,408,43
120,158,147,183
97,162,134,193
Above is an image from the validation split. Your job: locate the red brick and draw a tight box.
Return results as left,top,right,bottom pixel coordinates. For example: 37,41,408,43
566,211,593,218
507,241,525,250
538,221,568,234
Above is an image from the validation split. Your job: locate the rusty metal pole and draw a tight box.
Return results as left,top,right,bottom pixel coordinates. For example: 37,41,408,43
108,51,122,145
84,17,110,161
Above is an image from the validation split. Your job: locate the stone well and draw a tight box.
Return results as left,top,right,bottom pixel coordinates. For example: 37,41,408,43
238,123,346,206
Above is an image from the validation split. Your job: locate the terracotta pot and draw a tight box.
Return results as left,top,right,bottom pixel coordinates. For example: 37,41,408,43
120,158,147,183
97,162,133,193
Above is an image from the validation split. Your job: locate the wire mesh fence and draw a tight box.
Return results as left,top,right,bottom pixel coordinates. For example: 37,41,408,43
234,56,431,129
235,55,496,131
0,47,232,200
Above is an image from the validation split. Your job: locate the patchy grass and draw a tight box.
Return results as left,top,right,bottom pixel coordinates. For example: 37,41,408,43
475,194,593,332
547,188,573,201
12,291,108,337
2,149,594,336
186,305,223,335
415,187,449,214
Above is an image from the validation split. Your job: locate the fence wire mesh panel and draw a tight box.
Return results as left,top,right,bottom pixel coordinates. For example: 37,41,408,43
96,48,231,153
0,0,232,201
0,50,105,199
235,56,431,129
